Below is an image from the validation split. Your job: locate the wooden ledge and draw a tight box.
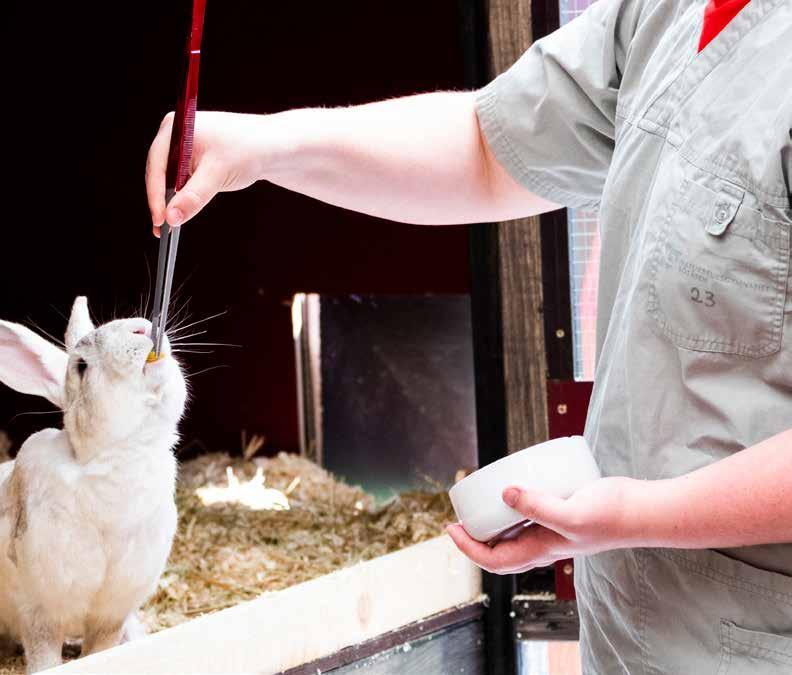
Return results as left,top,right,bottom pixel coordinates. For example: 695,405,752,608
47,535,482,674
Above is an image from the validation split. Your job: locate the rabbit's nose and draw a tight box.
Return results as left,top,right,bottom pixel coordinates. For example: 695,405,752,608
129,319,152,337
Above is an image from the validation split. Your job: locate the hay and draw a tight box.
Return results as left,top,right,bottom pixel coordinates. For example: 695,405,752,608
144,451,455,631
0,452,454,672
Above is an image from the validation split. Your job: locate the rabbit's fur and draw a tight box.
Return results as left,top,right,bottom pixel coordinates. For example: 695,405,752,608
0,297,187,672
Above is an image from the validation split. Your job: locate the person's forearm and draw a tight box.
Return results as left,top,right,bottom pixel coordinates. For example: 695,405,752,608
147,91,559,228
260,91,557,225
629,430,792,548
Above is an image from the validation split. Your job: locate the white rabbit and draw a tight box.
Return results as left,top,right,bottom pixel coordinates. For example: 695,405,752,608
0,296,187,673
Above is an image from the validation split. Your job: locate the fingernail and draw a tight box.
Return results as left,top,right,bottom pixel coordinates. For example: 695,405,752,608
167,208,184,226
503,488,520,507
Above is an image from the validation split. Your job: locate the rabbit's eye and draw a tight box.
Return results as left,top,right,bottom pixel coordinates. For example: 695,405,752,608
76,359,88,377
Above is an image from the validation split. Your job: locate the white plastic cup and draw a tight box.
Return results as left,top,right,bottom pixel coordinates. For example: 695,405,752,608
448,436,601,543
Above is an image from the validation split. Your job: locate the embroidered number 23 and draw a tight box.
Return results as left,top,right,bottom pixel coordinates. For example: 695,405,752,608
690,287,716,307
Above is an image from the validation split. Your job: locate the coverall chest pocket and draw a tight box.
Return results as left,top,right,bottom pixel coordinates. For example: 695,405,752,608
647,170,790,358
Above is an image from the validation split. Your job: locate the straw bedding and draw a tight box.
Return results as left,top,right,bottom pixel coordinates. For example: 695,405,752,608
0,451,455,673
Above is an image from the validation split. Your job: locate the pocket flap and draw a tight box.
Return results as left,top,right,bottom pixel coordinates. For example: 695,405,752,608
706,184,745,236
721,620,792,666
682,178,746,236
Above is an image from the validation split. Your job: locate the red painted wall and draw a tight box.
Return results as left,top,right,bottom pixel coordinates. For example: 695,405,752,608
0,1,472,455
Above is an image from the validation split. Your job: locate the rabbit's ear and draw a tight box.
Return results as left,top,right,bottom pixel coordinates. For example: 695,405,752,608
0,321,68,408
65,296,95,352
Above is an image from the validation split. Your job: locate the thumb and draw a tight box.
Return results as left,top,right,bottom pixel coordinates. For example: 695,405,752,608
502,486,569,531
164,161,224,227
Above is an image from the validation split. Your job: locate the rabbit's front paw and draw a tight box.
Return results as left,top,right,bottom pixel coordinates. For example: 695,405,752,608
121,612,147,643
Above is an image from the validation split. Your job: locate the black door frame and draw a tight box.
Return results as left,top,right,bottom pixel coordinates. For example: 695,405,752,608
463,0,576,672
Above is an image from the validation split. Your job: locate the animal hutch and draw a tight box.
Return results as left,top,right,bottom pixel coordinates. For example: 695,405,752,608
3,0,597,672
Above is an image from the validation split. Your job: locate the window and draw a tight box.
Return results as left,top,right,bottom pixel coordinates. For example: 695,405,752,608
561,0,600,382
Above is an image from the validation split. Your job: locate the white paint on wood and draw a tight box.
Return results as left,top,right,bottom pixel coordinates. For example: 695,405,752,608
46,535,481,674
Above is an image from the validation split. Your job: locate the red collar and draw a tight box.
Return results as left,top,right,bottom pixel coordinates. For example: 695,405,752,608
698,0,752,52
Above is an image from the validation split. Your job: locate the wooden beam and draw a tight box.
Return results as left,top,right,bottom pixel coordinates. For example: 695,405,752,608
487,0,549,453
486,0,534,77
497,221,549,451
466,2,550,673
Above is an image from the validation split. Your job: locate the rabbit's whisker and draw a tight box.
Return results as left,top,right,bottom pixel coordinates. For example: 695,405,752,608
171,342,240,348
25,319,66,349
161,279,199,335
168,330,208,342
49,303,70,322
165,297,193,333
166,313,197,335
8,409,63,423
184,364,231,378
166,310,228,337
169,271,197,314
143,253,153,319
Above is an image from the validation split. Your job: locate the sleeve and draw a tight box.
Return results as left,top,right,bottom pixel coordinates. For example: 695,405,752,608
475,0,645,210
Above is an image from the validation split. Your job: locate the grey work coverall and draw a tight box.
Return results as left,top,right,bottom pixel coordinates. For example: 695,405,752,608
475,0,792,672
